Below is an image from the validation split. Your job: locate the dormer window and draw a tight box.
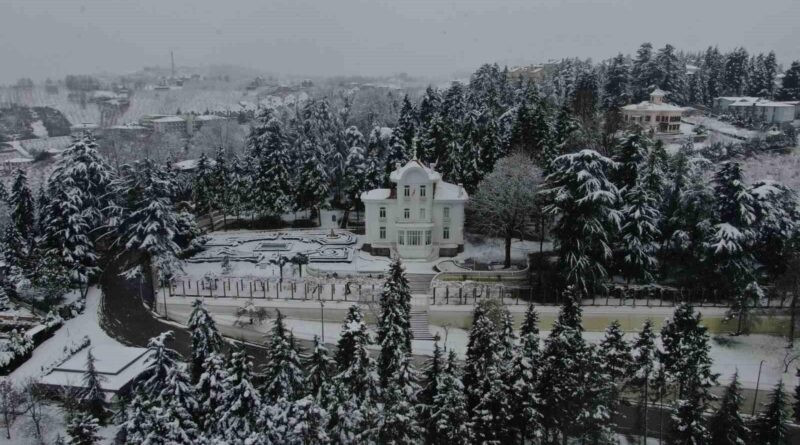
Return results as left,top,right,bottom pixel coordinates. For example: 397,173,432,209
419,185,426,198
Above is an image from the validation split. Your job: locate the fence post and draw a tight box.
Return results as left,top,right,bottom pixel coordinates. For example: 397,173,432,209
182,281,186,296
446,287,449,305
459,288,463,304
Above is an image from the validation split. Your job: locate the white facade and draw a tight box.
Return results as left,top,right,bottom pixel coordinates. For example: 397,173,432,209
361,160,468,260
621,88,685,134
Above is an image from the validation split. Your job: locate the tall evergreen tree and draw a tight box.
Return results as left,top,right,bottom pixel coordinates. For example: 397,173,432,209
752,381,790,445
305,335,333,402
510,304,543,443
631,42,659,101
619,183,661,283
659,304,717,398
708,372,750,445
78,349,110,424
262,311,306,402
252,117,294,216
188,299,224,383
603,53,631,136
218,343,261,443
396,94,417,152
777,61,800,101
9,168,35,244
724,47,750,96
611,130,649,193
654,43,689,104
430,350,473,443
377,259,413,387
670,383,709,445
542,150,621,295
192,153,215,226
418,337,445,444
194,352,228,433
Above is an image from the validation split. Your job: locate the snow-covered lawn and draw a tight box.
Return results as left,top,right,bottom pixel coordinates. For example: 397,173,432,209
684,115,760,140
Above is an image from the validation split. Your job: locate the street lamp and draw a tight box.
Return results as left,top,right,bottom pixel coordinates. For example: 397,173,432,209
752,360,766,416
320,300,325,343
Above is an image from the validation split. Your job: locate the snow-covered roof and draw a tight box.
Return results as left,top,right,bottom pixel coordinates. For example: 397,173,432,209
70,122,99,130
650,88,667,97
3,157,34,164
622,101,684,112
728,98,795,108
152,116,186,123
434,181,468,201
195,114,226,121
361,188,392,201
389,159,442,183
108,124,148,130
40,345,149,393
173,158,217,171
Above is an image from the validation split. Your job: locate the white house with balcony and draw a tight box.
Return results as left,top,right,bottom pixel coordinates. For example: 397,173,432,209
622,88,685,134
361,160,468,260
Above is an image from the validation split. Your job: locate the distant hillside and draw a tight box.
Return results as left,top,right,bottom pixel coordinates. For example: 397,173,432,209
0,83,309,127
0,104,71,139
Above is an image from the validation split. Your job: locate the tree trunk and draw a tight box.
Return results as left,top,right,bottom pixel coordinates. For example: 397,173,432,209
790,286,798,347
504,235,512,269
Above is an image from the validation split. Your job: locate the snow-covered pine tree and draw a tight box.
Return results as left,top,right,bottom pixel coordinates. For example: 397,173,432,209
295,140,330,224
0,286,10,311
229,155,251,221
283,395,330,445
329,305,380,444
602,53,630,136
418,337,444,444
396,94,417,153
246,107,274,160
659,304,717,398
654,44,689,104
383,133,410,186
418,114,452,167
119,388,154,445
670,383,709,445
510,304,543,443
509,85,554,166
378,355,422,445
708,372,750,445
188,299,224,383
377,258,412,387
218,342,261,443
777,61,800,101
749,180,799,280
154,363,201,444
78,349,109,424
109,159,184,280
619,183,661,283
541,150,621,296
794,370,800,424
195,352,228,433
723,47,750,96
136,331,182,397
611,130,649,193
192,152,215,227
211,147,231,225
599,320,632,419
753,381,790,445
9,168,35,244
262,310,306,402
305,335,334,403
65,412,100,445
631,42,658,101
342,126,367,211
431,350,473,443
631,319,657,440
536,287,594,443
251,116,294,216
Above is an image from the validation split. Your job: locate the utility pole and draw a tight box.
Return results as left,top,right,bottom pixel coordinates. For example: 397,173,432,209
171,50,175,78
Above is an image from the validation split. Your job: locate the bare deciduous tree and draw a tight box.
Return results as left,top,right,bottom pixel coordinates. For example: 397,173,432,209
0,380,23,440
468,152,545,268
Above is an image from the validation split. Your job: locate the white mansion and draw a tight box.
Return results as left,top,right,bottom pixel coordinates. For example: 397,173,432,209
361,160,468,260
622,88,685,134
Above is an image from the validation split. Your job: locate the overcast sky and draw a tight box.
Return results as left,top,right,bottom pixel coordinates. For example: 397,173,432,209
2,0,799,83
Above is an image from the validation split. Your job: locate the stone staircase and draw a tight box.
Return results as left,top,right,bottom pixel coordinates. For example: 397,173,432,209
410,306,436,341
406,273,435,294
